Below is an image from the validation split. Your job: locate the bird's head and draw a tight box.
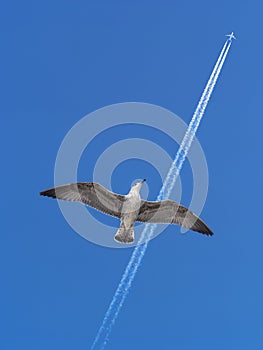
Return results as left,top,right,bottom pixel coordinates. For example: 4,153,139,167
130,179,146,194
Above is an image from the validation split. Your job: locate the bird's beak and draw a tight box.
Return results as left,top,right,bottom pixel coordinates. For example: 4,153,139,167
141,179,146,183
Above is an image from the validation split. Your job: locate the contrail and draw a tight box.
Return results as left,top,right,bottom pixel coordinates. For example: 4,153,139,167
159,39,231,200
91,37,233,350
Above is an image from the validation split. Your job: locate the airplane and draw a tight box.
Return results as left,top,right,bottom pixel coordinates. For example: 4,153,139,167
226,32,236,41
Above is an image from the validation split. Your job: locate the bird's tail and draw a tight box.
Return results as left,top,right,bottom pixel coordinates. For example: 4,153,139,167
114,223,134,244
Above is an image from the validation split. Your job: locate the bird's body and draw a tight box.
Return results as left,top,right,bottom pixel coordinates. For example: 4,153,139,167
40,179,213,244
115,181,144,243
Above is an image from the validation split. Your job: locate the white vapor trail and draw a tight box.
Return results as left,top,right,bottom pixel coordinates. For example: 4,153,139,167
91,38,232,350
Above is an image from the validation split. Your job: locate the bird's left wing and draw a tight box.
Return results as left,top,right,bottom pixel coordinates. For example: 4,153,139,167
137,200,213,236
40,182,125,218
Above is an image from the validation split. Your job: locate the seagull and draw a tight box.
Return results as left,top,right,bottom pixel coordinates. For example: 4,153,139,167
40,179,213,244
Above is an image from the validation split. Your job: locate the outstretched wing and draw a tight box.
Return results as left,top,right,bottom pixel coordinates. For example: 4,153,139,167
40,182,125,218
137,200,213,236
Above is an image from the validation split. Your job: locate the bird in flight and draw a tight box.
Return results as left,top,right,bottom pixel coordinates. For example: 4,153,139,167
40,179,213,244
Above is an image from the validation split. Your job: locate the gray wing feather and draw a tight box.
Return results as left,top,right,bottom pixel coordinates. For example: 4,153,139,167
137,200,213,236
40,182,125,218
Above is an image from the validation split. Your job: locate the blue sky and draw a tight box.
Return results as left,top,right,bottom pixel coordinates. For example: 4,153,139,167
1,1,263,349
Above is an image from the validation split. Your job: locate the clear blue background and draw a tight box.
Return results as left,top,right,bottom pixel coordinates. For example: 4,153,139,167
1,1,262,349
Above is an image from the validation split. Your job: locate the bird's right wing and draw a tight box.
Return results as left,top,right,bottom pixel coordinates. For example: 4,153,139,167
137,200,213,236
40,182,126,218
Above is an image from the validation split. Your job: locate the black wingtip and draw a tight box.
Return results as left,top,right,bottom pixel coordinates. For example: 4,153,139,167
40,188,57,198
202,225,214,236
193,218,214,236
205,229,214,236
